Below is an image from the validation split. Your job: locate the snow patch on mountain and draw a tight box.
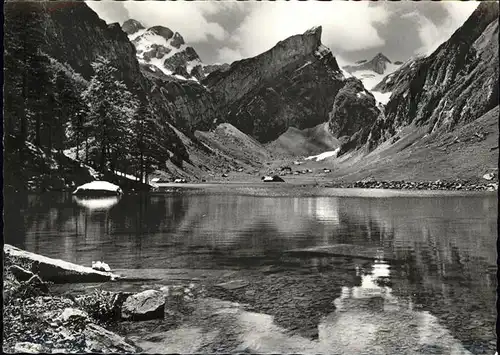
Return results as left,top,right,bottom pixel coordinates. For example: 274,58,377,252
305,148,340,161
128,29,146,42
349,62,401,90
123,19,204,81
371,91,392,105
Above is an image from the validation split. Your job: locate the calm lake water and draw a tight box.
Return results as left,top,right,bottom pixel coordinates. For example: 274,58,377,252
3,187,498,353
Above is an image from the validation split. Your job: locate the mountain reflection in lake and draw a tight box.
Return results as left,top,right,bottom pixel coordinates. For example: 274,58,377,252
3,189,497,354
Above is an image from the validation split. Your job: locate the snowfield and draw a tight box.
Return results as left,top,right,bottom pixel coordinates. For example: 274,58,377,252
305,148,340,162
350,62,401,91
371,91,393,105
132,28,191,78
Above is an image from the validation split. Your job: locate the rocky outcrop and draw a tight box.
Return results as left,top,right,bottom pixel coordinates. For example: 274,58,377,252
203,63,230,76
148,25,174,41
344,53,393,75
122,19,145,35
144,69,222,132
170,32,185,49
368,2,499,148
163,46,200,73
328,78,380,138
204,26,347,142
121,290,166,320
329,78,381,154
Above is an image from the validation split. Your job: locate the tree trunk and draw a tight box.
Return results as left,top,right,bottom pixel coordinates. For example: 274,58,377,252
100,143,106,171
85,137,89,164
140,150,144,184
76,136,80,161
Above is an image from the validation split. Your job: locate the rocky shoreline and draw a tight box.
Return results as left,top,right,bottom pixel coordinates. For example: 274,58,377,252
2,245,190,354
324,179,498,191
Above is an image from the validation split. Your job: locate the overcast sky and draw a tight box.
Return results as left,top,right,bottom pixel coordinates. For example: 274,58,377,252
86,0,479,65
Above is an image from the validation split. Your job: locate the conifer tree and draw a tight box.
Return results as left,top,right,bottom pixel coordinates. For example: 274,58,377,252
81,56,138,171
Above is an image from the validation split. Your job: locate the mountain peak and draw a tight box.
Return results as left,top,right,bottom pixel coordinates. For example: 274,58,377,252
148,26,175,42
303,25,323,46
372,53,391,64
122,19,145,35
305,25,322,37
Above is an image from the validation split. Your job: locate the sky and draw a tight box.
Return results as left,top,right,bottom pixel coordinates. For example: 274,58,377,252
86,0,480,65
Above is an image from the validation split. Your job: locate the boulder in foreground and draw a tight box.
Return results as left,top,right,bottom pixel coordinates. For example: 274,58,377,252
121,290,166,321
72,181,123,196
4,244,120,283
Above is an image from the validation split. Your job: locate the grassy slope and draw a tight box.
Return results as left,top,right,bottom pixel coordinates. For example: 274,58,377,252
265,122,340,157
215,106,498,185
329,105,499,182
151,122,272,182
195,123,272,166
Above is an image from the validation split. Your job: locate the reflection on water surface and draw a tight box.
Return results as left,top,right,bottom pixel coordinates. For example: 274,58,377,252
73,196,121,211
3,188,497,354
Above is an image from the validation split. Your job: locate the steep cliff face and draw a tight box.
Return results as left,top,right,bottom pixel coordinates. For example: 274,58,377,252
367,2,499,147
328,78,380,138
35,3,144,90
142,66,222,133
204,26,327,105
203,26,346,142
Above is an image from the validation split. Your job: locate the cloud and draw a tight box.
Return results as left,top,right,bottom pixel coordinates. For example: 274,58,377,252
217,47,245,64
404,1,479,55
87,0,229,42
123,1,230,42
216,1,391,63
85,1,130,24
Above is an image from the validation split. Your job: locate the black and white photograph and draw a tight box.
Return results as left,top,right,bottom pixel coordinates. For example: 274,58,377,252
2,0,499,353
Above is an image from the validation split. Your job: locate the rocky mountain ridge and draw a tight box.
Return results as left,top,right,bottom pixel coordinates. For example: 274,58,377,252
334,1,499,160
122,19,228,81
4,0,496,190
203,26,380,143
367,1,499,147
344,53,393,75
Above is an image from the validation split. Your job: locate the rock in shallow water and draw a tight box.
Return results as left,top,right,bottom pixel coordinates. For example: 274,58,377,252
121,290,166,321
4,244,119,283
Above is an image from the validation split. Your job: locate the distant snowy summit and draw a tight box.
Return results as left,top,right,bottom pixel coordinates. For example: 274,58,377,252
344,53,395,75
122,19,228,81
342,53,404,89
342,53,405,104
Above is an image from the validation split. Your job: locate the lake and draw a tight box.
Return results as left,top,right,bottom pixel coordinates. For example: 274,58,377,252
3,186,497,354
